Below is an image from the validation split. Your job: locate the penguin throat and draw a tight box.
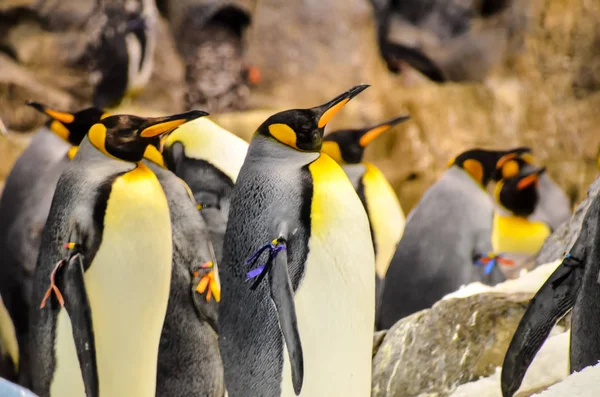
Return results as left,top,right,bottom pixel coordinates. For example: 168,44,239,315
143,145,166,168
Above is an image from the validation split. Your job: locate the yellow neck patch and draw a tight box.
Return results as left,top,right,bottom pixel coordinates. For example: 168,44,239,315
67,146,79,160
321,141,344,164
50,120,70,142
268,123,298,149
143,145,166,168
492,213,551,254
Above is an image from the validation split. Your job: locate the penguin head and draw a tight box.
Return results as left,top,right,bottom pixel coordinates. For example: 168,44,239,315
255,85,369,152
87,110,208,162
27,101,108,146
495,166,546,217
448,147,531,187
493,149,537,182
322,114,410,164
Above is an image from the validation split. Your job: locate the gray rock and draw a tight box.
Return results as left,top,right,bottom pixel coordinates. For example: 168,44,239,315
535,175,600,266
372,293,532,397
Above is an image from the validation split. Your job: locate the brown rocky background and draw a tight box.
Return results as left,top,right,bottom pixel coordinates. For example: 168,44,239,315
1,0,599,212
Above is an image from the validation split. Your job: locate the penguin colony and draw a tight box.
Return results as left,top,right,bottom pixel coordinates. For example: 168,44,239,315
0,85,576,396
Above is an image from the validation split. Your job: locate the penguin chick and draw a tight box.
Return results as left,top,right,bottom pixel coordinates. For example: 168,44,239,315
163,117,249,261
377,147,529,330
219,85,375,397
322,114,409,316
29,110,206,397
492,166,551,278
87,0,158,108
494,150,571,231
0,102,105,387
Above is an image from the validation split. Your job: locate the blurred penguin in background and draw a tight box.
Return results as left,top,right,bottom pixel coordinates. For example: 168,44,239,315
494,150,571,232
85,0,158,108
369,0,524,82
491,166,551,278
158,0,255,113
378,147,529,330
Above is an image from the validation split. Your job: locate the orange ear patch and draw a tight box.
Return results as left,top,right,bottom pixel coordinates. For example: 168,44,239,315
463,159,484,184
502,160,520,179
268,123,298,148
496,153,517,169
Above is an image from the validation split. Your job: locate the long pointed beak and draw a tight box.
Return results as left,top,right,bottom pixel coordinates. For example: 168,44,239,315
517,166,546,190
358,114,410,147
140,110,209,138
314,85,369,128
26,101,75,124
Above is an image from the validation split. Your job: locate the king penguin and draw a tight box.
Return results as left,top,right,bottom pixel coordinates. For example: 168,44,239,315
501,188,600,397
491,166,551,278
377,147,530,330
141,143,226,397
0,103,106,386
162,117,249,261
219,85,375,397
29,110,205,397
493,150,571,231
321,114,409,315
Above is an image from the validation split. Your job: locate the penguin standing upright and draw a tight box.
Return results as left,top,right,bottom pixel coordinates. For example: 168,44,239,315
491,166,551,278
29,110,205,397
0,103,105,386
88,0,158,108
501,190,600,397
219,85,375,397
163,117,249,260
493,150,571,231
141,143,225,397
378,147,529,330
321,114,409,314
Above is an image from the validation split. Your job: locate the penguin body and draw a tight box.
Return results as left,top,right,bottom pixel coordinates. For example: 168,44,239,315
491,166,551,277
163,117,248,260
219,86,375,396
322,115,409,315
378,148,529,329
143,148,225,397
0,104,105,386
501,190,600,397
29,111,204,397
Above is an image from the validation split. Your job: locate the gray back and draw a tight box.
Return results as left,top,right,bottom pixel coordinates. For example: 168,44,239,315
219,135,318,396
378,166,501,328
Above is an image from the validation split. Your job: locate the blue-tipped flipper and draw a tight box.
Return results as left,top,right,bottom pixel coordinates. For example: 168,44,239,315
58,250,99,397
245,223,304,395
500,248,586,396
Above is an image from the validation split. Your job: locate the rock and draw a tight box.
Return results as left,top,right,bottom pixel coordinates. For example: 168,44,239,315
373,260,565,397
450,331,569,397
373,330,387,357
535,175,600,266
372,293,532,397
534,363,600,396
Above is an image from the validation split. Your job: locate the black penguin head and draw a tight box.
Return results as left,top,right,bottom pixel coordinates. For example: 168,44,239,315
87,110,208,162
495,166,546,217
448,147,532,187
322,114,410,164
493,148,537,182
256,85,369,152
27,101,108,145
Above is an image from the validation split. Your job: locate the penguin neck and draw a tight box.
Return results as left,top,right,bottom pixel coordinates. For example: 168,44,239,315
76,137,139,174
448,165,487,191
248,134,319,167
340,163,367,190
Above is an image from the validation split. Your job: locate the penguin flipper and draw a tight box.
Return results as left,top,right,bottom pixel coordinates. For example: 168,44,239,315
268,235,304,395
59,253,99,397
501,256,584,397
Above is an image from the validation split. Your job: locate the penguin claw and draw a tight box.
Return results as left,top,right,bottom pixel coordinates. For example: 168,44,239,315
40,259,66,308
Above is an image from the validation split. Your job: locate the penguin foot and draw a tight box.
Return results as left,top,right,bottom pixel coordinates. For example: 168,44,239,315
194,262,221,302
245,238,287,289
40,259,66,308
474,252,515,275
